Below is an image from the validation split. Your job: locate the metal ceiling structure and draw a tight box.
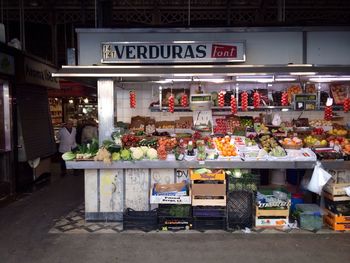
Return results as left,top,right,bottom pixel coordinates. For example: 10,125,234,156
0,0,350,65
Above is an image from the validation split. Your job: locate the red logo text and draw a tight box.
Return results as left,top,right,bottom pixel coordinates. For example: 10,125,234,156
211,44,237,58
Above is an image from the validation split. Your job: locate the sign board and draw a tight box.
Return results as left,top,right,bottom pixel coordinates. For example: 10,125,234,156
101,41,246,63
0,52,15,76
23,57,59,89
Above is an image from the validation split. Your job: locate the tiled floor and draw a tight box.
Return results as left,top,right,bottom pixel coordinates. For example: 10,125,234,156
50,204,123,234
50,204,344,234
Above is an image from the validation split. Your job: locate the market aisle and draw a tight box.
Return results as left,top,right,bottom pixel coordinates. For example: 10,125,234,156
0,174,349,263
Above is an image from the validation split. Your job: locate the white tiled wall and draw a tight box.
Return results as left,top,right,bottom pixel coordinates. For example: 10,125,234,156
114,84,350,125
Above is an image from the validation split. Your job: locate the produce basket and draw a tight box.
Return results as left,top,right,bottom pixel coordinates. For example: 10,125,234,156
280,143,302,150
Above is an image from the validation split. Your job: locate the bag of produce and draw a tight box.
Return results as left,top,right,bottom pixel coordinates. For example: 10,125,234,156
307,162,332,195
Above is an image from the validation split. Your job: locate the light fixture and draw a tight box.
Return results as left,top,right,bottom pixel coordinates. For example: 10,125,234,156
159,78,225,83
275,78,297,82
84,98,89,104
309,77,350,82
68,99,74,104
290,72,316,76
236,77,274,83
287,64,313,67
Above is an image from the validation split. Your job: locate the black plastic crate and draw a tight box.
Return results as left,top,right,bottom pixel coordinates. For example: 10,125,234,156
193,206,226,218
158,204,192,218
324,198,350,216
227,190,254,229
159,218,192,231
123,208,158,232
193,217,226,230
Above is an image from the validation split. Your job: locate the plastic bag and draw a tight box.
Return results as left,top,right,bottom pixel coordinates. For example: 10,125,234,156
345,186,350,197
307,162,332,195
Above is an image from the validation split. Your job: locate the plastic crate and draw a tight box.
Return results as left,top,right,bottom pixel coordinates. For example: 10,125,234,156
193,217,226,230
296,204,324,231
158,205,192,231
193,206,226,218
158,204,192,218
123,208,158,232
227,190,254,229
324,198,350,216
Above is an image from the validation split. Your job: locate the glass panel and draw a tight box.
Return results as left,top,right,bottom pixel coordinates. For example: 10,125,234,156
0,82,11,151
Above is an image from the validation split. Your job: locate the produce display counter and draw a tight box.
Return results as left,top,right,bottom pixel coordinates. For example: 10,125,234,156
66,160,318,169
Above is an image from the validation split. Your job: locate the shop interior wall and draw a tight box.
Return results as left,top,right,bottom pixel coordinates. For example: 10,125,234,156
77,29,303,65
307,31,350,65
114,83,350,125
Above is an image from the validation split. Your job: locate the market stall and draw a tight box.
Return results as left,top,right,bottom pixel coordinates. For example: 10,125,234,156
53,27,350,230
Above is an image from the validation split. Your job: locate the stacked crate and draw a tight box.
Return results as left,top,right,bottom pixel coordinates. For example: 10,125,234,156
255,189,291,228
158,204,192,231
190,170,227,230
323,184,350,231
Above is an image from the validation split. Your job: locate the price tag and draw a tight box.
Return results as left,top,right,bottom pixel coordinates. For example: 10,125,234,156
199,161,205,165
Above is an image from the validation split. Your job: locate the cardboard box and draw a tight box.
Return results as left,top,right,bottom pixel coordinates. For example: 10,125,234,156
255,217,289,227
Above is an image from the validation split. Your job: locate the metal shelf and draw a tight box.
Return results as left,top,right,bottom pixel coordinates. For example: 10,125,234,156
149,105,292,112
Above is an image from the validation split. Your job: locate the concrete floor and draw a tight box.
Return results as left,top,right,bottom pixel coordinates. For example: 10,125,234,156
0,173,350,263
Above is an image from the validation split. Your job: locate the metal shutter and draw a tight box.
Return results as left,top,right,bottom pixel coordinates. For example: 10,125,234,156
17,86,56,161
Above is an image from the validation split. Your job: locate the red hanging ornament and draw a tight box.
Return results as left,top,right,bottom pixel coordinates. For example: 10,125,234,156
129,90,136,108
281,91,289,106
344,98,350,113
241,91,248,111
168,94,175,113
218,91,225,107
181,93,188,107
324,105,333,121
253,91,261,109
230,95,237,114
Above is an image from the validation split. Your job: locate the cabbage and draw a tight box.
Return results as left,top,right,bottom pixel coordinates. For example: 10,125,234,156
112,152,121,161
120,149,131,161
131,147,144,160
146,148,158,160
62,152,76,161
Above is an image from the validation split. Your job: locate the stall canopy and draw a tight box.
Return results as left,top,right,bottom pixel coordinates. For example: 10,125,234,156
47,80,96,97
52,64,350,83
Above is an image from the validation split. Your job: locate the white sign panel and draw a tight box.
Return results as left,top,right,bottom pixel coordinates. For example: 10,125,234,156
101,41,246,63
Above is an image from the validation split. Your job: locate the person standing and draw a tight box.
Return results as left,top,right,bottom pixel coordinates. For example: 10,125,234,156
81,118,98,144
58,120,77,176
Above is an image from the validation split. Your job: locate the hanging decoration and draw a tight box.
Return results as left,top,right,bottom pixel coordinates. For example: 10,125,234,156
168,94,175,113
344,98,350,113
218,91,225,107
324,98,333,121
129,90,136,108
241,91,248,111
181,92,188,107
230,95,237,114
253,91,261,109
281,91,289,106
324,106,333,121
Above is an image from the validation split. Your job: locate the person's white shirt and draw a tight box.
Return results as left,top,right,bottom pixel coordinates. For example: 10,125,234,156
58,126,77,153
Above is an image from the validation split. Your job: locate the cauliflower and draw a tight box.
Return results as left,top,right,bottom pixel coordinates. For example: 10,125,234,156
131,147,144,160
146,148,158,160
140,146,149,156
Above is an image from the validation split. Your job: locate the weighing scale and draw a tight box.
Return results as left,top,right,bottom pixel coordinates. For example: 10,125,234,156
294,94,317,111
190,93,213,133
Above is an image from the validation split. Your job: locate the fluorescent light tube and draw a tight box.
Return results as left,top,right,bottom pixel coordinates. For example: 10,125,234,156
290,72,316,75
